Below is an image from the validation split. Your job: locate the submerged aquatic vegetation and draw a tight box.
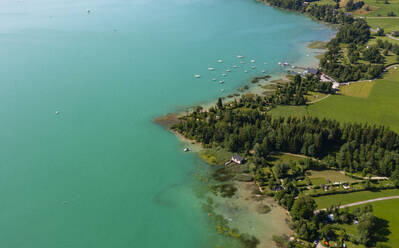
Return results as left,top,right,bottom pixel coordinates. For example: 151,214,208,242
256,204,272,214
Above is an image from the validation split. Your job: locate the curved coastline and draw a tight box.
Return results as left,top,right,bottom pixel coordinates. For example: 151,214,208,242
154,3,336,248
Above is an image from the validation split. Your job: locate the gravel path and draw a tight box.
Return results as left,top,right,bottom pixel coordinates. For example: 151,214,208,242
318,196,399,211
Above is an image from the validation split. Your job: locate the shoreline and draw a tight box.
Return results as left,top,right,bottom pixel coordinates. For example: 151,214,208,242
154,38,329,121
153,7,336,247
153,38,332,247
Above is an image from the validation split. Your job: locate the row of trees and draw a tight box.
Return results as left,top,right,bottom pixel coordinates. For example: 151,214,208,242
173,101,399,176
264,0,354,25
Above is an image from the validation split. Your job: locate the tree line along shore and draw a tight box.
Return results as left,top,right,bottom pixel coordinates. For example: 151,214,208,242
158,0,399,247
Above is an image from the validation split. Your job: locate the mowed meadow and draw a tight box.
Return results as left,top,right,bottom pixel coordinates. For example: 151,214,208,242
271,67,399,133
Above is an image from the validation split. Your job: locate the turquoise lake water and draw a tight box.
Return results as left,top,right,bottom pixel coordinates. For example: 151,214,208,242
0,0,334,247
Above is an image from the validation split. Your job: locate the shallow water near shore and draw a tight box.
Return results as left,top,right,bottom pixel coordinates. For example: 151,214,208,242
0,0,333,247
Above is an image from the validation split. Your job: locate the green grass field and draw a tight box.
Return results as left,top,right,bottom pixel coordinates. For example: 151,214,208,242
369,35,399,46
310,0,336,5
367,17,399,33
314,188,399,208
339,81,375,98
305,91,329,102
199,147,233,166
308,169,359,183
343,199,399,247
266,153,304,165
270,68,399,133
355,0,399,17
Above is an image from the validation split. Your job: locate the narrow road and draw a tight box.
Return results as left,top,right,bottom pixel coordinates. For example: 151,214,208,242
308,94,331,104
386,63,399,70
370,27,399,42
338,171,388,180
318,196,399,211
387,33,399,41
364,17,399,19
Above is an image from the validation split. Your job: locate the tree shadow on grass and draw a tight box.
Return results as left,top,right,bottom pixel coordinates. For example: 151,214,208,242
373,217,391,244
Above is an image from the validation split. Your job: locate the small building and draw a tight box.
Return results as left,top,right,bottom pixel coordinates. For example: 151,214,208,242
231,154,246,164
332,82,340,90
328,214,335,222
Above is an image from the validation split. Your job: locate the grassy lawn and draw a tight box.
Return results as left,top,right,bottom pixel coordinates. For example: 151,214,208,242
310,177,327,185
369,35,399,46
339,81,375,98
307,169,359,183
305,91,329,102
346,199,399,247
270,67,399,133
314,188,399,209
266,153,304,165
269,105,308,118
366,17,399,33
355,0,399,17
310,0,336,5
199,147,233,166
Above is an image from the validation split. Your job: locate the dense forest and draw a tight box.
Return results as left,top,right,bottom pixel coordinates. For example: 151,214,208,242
173,98,399,177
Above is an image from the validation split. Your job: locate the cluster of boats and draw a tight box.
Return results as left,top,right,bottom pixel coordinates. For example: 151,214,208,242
193,56,296,94
193,55,273,88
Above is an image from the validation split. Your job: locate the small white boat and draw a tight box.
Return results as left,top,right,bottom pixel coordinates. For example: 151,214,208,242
208,67,215,71
221,89,224,92
250,59,255,63
244,70,248,73
291,65,296,69
251,66,256,69
232,65,238,68
261,70,265,73
278,62,282,65
221,73,227,77
264,62,268,65
219,80,224,84
212,78,217,81
283,62,289,66
194,74,201,78
237,55,244,59
55,111,60,115
226,69,231,72
240,61,245,64
217,59,223,63
184,148,191,152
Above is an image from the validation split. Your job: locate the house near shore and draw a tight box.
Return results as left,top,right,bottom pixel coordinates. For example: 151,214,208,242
225,154,246,166
231,154,246,164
